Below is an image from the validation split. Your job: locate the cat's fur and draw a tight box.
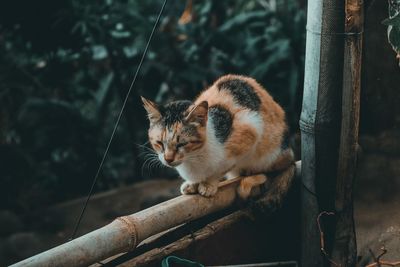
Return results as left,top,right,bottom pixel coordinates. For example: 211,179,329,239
142,74,295,200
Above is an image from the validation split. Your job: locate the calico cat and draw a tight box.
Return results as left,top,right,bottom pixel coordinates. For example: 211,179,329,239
142,74,295,200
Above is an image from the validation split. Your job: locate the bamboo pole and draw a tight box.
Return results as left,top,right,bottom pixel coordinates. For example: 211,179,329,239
300,0,345,266
11,162,301,267
11,178,240,267
331,0,363,266
7,176,254,267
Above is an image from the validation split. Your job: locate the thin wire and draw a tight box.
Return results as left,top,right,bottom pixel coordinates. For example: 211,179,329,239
70,0,169,240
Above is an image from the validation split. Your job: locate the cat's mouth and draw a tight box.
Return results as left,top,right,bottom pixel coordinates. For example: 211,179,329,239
166,161,182,167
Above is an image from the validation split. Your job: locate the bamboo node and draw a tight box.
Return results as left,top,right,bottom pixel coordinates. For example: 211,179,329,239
116,216,138,250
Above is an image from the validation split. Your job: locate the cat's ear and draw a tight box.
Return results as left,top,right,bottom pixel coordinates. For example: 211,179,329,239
185,101,208,126
141,96,161,124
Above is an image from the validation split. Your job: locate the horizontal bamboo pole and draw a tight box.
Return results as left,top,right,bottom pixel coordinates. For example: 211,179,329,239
10,178,241,267
11,161,301,267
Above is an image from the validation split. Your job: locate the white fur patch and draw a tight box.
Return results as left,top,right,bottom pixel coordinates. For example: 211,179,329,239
249,147,282,172
175,118,234,182
228,147,282,176
169,108,281,184
235,110,264,137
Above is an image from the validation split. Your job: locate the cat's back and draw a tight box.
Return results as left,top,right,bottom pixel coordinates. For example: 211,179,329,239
196,74,285,127
195,74,287,159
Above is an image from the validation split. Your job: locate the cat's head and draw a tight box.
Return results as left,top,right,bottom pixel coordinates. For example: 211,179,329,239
141,97,208,167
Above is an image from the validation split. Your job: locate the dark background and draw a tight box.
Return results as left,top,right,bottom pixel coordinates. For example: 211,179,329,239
0,0,400,265
0,0,306,212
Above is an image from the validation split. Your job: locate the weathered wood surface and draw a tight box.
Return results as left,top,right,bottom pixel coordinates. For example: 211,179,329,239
332,0,364,266
101,172,301,267
300,0,345,266
115,210,253,267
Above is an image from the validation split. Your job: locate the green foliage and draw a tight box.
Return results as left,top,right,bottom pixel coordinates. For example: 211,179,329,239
0,0,305,210
383,0,400,64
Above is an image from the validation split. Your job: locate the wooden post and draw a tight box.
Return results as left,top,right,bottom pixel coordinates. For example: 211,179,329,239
300,0,345,266
332,0,363,266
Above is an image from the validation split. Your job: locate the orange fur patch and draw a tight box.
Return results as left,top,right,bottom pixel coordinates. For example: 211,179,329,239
237,174,267,199
225,125,257,158
268,149,295,172
196,74,287,160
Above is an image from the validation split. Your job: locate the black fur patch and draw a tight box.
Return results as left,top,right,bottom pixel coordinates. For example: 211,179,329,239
209,105,233,143
160,100,192,127
281,128,290,150
281,115,290,150
182,123,199,137
217,79,261,111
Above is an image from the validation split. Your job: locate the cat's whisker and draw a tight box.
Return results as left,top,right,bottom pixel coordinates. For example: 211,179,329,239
138,147,152,153
139,148,158,159
142,155,168,177
135,141,150,148
149,158,163,175
141,153,158,161
141,155,159,177
138,149,156,157
139,147,154,153
136,142,156,159
156,161,168,171
141,157,152,171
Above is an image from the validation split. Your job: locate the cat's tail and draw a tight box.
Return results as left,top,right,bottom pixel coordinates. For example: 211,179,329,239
237,148,296,211
257,162,296,211
237,174,268,199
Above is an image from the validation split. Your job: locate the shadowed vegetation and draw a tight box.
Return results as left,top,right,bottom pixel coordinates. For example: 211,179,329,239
0,0,306,211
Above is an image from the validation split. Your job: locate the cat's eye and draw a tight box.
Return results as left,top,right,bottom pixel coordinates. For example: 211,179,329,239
156,141,164,150
176,142,188,149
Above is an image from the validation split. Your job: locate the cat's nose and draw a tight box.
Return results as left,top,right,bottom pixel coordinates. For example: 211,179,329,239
164,156,174,164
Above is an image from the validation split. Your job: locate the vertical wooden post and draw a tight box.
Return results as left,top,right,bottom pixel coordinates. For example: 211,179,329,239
332,0,364,266
300,0,345,266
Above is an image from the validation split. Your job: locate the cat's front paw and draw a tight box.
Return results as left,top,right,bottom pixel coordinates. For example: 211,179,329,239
198,182,218,197
180,182,198,195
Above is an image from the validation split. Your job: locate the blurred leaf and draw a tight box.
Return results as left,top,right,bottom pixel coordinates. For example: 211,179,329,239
110,30,132,39
388,25,400,53
385,1,400,63
91,45,108,60
198,1,212,16
178,0,193,25
123,45,139,58
389,0,400,17
382,13,400,27
95,72,114,107
219,11,268,32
